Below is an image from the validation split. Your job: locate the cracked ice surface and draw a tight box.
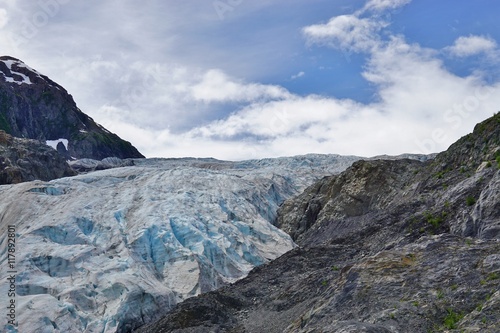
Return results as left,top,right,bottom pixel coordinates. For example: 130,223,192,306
0,155,360,332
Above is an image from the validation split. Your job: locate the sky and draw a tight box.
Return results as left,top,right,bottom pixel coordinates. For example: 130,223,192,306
1,0,500,160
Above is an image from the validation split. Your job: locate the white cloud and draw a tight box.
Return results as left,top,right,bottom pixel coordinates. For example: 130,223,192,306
183,61,499,159
303,14,385,52
447,35,497,57
360,0,412,13
291,71,305,80
42,56,294,135
0,8,8,28
190,69,292,103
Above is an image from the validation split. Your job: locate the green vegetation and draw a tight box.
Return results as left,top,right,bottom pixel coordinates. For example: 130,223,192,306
466,196,476,206
496,155,500,169
425,212,445,229
478,273,497,286
40,91,55,105
437,290,444,300
435,168,451,179
0,112,12,133
443,309,464,329
486,161,492,168
486,272,499,281
330,266,339,272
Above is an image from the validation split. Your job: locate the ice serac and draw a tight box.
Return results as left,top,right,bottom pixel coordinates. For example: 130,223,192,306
0,56,144,160
0,154,363,333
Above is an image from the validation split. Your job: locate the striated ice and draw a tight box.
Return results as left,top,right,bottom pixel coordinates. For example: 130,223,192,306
0,155,363,332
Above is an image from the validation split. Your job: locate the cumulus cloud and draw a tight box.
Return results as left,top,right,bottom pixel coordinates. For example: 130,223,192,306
360,0,412,13
168,0,500,159
190,69,292,103
303,14,385,52
447,35,497,57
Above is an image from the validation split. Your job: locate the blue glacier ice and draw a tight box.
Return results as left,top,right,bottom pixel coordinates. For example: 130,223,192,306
0,154,368,332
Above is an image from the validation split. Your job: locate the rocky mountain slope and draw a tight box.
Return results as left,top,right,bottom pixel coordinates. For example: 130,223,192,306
0,56,143,160
136,113,500,332
0,130,75,184
0,154,366,333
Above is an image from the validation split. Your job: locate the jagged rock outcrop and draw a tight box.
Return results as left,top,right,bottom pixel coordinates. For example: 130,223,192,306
0,56,143,160
136,113,500,332
0,130,76,184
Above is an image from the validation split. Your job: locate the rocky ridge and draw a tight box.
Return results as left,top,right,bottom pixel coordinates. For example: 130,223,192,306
136,113,500,332
0,56,143,160
0,130,76,184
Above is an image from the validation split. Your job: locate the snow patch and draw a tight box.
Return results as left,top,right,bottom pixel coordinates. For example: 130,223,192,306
98,124,111,134
46,138,69,151
1,59,35,85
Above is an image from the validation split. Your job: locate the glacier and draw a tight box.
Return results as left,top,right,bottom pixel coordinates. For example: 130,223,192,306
0,154,365,332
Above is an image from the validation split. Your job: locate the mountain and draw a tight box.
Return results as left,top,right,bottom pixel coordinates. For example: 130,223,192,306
0,130,76,184
0,154,370,333
136,113,500,332
0,56,143,160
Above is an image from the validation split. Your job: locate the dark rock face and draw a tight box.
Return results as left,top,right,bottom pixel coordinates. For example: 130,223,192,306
0,130,76,184
135,114,500,333
0,56,144,160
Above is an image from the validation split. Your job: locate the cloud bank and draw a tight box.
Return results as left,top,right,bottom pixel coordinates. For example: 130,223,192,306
1,0,499,160
447,35,497,57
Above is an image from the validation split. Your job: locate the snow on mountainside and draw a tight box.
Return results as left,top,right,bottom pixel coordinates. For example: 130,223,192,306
0,154,365,333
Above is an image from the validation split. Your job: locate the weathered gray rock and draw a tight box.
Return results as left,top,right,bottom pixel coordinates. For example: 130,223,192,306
0,130,76,184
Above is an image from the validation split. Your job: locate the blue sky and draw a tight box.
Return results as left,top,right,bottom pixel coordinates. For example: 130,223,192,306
1,0,500,159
